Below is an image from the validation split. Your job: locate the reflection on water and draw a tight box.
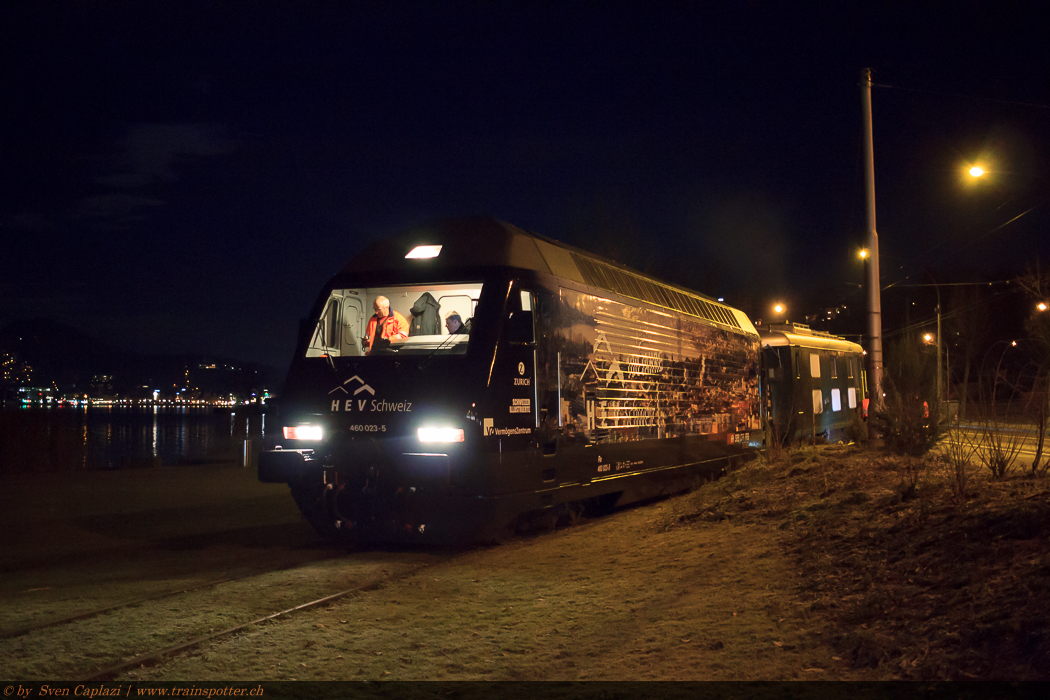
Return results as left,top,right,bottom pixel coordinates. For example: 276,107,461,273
0,406,269,474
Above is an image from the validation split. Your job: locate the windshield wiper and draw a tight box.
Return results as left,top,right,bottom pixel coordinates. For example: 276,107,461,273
314,318,337,372
418,333,460,370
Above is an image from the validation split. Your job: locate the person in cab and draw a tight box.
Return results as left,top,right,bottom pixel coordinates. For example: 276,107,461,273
444,310,471,335
364,296,409,353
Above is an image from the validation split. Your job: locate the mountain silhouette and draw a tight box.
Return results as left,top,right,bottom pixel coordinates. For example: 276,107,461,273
0,319,277,393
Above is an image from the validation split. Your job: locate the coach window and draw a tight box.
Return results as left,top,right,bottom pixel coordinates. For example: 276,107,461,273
847,357,854,379
794,351,800,379
831,355,838,379
809,353,821,378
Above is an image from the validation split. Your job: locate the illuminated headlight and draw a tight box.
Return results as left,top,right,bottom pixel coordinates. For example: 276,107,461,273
405,244,442,259
283,425,324,441
417,427,465,443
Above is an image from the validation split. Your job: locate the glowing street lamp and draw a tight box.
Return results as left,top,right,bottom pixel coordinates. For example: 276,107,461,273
1038,302,1048,312
773,303,785,315
859,248,869,259
969,166,985,178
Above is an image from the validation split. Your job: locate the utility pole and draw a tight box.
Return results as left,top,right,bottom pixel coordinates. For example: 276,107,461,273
861,68,884,414
935,285,943,407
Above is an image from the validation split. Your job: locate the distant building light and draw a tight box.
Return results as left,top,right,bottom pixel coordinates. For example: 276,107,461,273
406,245,442,259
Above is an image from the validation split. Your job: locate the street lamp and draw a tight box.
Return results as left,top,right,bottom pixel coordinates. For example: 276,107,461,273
773,303,785,315
969,166,985,178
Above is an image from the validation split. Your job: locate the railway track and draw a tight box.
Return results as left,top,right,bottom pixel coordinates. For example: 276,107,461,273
0,554,345,641
1,548,451,680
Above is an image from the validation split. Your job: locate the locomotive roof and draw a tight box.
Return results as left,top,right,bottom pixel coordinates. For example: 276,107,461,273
760,323,863,353
340,216,757,336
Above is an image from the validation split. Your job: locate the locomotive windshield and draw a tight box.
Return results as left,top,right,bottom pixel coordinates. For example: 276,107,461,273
306,283,483,358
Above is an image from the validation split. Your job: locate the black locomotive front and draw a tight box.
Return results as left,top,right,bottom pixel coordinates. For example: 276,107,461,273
258,272,507,545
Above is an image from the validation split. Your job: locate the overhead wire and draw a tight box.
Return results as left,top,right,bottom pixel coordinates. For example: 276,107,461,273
881,281,1019,340
872,82,1050,111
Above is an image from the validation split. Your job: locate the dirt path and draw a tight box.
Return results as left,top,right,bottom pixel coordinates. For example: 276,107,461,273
122,498,864,681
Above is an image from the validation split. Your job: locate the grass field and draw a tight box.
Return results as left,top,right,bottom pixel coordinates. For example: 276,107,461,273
3,443,1048,680
128,445,1050,680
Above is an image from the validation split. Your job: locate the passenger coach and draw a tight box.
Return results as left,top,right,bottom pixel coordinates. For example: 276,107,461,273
761,323,865,443
259,217,763,544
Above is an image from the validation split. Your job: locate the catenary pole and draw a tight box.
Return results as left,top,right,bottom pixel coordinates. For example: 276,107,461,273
861,68,884,414
936,285,943,406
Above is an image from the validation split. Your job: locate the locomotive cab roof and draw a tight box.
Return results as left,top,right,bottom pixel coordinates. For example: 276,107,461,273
339,216,756,336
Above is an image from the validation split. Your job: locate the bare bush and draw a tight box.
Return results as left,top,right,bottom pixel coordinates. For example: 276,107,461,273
973,347,1029,479
764,416,790,465
978,418,1026,479
937,414,982,501
1016,370,1048,476
1014,267,1050,475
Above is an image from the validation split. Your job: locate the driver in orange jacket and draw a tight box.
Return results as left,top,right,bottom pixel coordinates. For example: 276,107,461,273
364,296,408,353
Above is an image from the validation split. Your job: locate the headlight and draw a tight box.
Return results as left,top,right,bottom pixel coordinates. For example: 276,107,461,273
417,427,465,443
283,425,324,441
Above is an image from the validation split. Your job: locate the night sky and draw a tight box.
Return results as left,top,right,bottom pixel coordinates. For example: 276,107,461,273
3,2,1048,373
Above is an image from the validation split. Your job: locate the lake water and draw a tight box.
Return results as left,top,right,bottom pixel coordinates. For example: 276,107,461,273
0,406,271,474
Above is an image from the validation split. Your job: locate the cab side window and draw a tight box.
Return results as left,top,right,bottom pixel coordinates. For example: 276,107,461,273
508,289,535,344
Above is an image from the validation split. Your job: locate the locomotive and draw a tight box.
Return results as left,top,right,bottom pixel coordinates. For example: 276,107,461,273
258,217,864,544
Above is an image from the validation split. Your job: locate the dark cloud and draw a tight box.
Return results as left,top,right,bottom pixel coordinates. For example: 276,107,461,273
95,123,237,189
69,193,165,230
4,211,59,233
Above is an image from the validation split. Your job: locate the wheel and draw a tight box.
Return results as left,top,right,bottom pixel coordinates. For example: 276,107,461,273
289,481,360,547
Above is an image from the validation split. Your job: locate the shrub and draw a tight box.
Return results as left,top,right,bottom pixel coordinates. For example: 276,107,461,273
872,338,943,456
972,346,1031,480
937,414,981,502
844,409,868,444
